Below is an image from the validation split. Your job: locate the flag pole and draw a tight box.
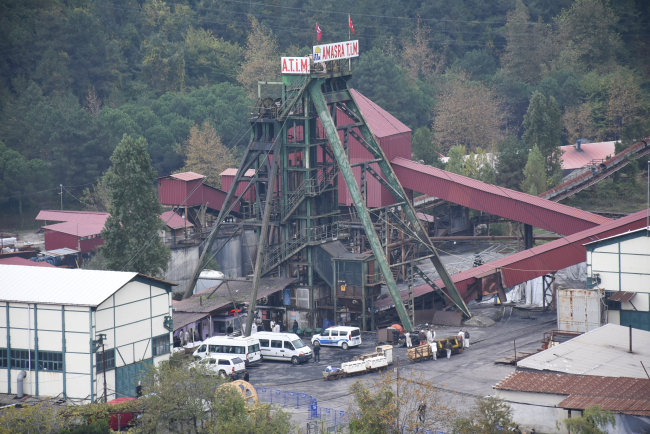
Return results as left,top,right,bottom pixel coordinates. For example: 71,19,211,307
348,15,351,71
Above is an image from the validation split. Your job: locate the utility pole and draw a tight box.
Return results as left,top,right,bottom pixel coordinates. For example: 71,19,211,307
60,184,63,210
396,355,400,434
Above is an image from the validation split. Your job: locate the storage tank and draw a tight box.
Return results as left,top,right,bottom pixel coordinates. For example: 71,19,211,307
194,270,224,294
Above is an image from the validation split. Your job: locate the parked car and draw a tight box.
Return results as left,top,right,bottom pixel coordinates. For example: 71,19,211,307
193,336,262,366
191,354,246,378
311,326,362,350
255,332,312,364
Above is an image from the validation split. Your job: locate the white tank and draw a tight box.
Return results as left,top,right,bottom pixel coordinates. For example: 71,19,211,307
194,270,224,294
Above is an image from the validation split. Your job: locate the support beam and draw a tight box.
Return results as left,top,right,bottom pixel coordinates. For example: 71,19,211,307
309,79,414,331
524,224,534,249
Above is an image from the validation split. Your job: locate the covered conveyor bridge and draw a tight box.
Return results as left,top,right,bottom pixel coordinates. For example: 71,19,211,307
391,157,611,236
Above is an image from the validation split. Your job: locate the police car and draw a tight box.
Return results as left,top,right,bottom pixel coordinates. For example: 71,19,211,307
311,326,362,350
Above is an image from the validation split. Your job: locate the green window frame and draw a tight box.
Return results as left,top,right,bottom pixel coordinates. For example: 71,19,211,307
0,348,7,368
96,349,115,373
10,349,63,372
152,334,170,356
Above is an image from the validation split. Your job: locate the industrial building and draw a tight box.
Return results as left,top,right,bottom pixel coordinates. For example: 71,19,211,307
585,227,650,331
0,265,175,401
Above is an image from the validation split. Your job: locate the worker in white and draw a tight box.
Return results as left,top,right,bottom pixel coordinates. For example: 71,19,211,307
463,329,470,348
405,331,412,348
251,322,258,335
457,329,464,347
427,328,436,361
273,322,281,333
184,329,190,347
271,319,276,332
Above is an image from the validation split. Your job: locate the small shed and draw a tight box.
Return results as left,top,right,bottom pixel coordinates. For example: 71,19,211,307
0,265,176,401
157,171,232,213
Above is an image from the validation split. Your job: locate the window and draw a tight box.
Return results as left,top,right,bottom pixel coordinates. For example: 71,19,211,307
208,345,221,353
271,340,282,348
0,349,7,368
218,359,230,365
321,330,330,337
284,341,295,350
292,339,305,349
248,344,260,353
198,345,207,352
152,334,170,356
232,358,243,365
350,329,360,337
96,349,116,373
11,350,34,370
331,331,339,337
259,339,269,347
39,351,63,372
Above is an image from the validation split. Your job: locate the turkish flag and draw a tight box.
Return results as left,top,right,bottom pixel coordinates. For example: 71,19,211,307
349,15,355,35
316,24,322,41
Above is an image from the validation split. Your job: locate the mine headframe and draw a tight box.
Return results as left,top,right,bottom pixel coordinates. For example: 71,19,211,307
185,63,470,333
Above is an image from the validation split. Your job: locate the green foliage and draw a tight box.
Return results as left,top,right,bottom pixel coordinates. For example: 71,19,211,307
412,127,443,168
562,405,615,434
446,145,466,175
523,91,564,180
445,145,496,184
59,419,110,434
101,135,171,276
457,49,497,81
451,396,516,434
496,135,529,191
0,141,51,214
521,145,547,195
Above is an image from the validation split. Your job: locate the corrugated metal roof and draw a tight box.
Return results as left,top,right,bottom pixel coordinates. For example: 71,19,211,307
220,168,256,177
36,210,109,225
494,371,650,399
608,291,635,302
560,141,616,170
0,265,175,307
557,395,650,416
392,157,611,235
43,248,80,256
350,89,411,138
160,211,194,230
172,311,209,331
170,172,205,181
417,212,434,223
517,324,650,378
0,264,137,306
0,257,55,267
375,209,650,310
43,222,105,237
174,277,296,314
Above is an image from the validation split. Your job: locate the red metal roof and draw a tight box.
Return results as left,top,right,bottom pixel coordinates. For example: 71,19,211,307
375,209,649,309
350,89,411,138
170,171,205,181
160,211,194,230
0,257,55,267
36,210,109,225
220,168,256,177
42,222,105,237
560,141,616,170
494,371,650,416
391,157,610,235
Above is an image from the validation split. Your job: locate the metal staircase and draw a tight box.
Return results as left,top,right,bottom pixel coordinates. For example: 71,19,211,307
281,161,339,222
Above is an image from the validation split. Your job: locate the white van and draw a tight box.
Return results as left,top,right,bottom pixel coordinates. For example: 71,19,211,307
191,354,246,379
193,336,262,367
255,332,312,364
311,326,362,349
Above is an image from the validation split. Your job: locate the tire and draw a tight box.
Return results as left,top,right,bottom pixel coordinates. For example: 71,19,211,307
291,356,299,365
341,342,349,350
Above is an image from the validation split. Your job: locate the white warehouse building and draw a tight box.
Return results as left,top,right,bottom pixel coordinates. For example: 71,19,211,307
0,265,175,401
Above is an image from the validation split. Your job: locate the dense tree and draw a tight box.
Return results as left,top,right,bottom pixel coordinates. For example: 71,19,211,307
101,135,171,276
562,405,615,434
445,145,466,176
433,74,504,152
496,136,529,190
521,145,548,195
411,127,443,168
0,141,51,214
237,18,280,98
522,91,563,181
458,49,497,82
451,396,516,433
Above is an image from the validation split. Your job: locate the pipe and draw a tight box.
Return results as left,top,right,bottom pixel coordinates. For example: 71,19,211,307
28,304,32,396
17,370,26,398
629,324,633,353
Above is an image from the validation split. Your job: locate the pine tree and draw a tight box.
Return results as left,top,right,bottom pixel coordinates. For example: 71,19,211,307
522,91,563,181
445,145,466,175
521,145,547,196
101,135,171,276
496,135,529,191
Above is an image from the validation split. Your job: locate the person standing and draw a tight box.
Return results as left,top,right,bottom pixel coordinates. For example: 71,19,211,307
251,322,258,335
226,324,234,335
445,340,453,359
418,329,427,346
274,322,281,333
457,329,464,347
313,344,320,362
184,329,190,346
464,329,470,348
270,319,276,332
404,331,412,348
427,328,437,360
243,370,249,382
292,320,299,334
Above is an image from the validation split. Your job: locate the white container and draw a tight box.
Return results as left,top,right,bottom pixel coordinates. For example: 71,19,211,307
365,355,388,370
194,270,224,294
341,360,366,374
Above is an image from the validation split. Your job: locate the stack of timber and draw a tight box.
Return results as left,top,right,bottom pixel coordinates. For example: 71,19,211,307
407,344,434,362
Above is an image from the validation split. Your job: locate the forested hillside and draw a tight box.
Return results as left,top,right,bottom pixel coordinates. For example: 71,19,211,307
1,0,649,220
